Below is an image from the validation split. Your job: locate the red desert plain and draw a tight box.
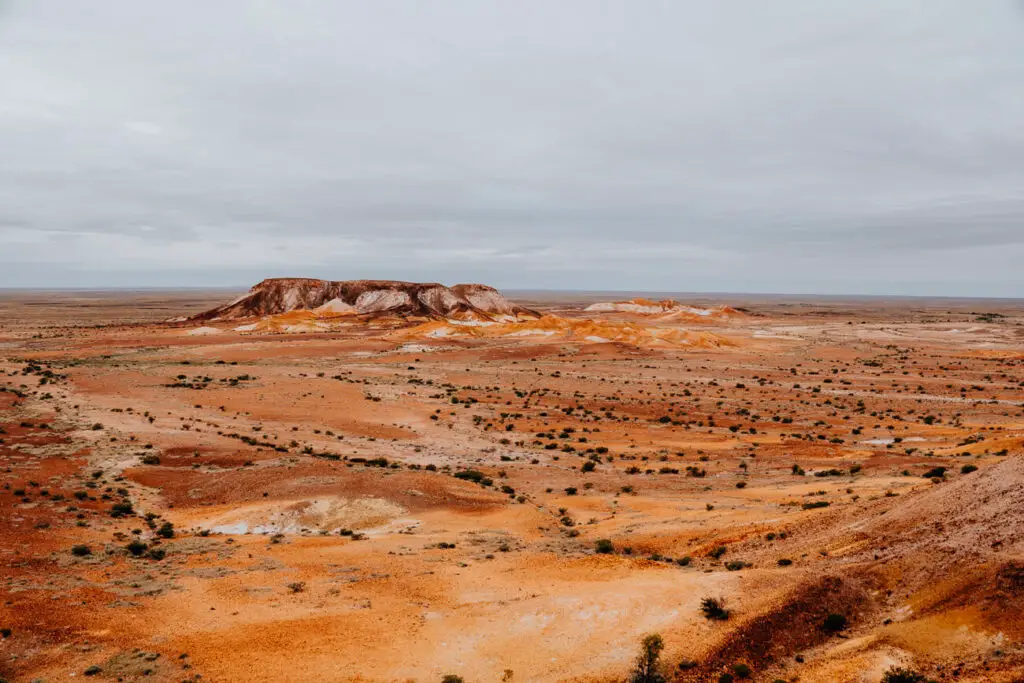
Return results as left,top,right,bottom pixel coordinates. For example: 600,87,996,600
2,279,1023,682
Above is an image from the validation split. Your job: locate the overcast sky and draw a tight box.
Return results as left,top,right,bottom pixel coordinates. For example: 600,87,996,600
1,2,1023,296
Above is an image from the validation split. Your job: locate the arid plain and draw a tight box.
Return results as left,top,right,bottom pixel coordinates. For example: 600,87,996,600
2,286,1023,682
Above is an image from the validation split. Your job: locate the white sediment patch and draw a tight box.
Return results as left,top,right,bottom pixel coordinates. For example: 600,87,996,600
585,302,664,314
680,306,713,316
586,300,723,317
186,326,222,336
202,496,406,536
356,289,412,312
395,343,455,353
448,319,494,327
417,287,462,313
315,298,358,314
861,436,926,445
508,329,556,337
462,288,514,314
281,289,301,311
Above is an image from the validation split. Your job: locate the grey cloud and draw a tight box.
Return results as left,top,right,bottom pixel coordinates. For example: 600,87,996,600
1,1,1023,295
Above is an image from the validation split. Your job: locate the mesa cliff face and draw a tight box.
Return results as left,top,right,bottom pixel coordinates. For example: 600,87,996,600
188,278,539,321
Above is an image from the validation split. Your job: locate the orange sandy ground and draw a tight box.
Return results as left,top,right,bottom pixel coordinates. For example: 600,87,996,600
1,292,1023,682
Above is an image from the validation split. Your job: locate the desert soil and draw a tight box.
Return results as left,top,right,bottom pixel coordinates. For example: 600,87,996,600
1,290,1023,682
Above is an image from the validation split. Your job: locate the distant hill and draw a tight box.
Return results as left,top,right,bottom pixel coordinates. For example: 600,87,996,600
184,278,540,322
584,297,742,320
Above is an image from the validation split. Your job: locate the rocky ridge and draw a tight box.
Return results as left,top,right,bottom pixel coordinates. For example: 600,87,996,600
186,278,539,322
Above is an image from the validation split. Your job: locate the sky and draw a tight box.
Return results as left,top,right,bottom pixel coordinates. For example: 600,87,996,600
1,1,1023,296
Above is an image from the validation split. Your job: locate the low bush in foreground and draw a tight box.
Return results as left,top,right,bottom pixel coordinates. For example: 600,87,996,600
630,633,665,683
700,597,729,620
881,667,935,683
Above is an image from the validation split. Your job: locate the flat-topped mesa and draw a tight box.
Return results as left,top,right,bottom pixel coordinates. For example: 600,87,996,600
187,278,539,322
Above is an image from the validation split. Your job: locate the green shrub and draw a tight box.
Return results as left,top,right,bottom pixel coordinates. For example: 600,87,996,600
822,613,848,632
732,662,751,678
71,544,91,557
595,539,614,554
814,468,843,477
880,668,930,683
630,633,665,683
700,597,729,620
125,540,148,556
110,501,134,518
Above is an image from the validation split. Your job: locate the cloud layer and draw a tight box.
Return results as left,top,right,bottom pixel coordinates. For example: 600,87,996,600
2,1,1023,295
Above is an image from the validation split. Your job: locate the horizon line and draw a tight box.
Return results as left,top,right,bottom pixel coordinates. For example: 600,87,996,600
0,284,1021,302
